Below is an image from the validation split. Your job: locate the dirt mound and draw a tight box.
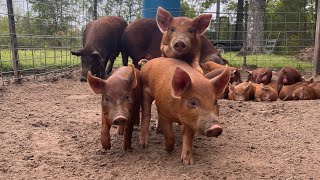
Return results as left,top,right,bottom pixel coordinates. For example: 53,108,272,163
294,46,314,62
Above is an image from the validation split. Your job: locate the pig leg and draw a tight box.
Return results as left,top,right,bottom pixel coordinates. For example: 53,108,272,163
117,125,124,135
105,52,119,75
101,116,111,150
158,115,175,152
123,120,135,150
181,124,195,165
139,90,154,148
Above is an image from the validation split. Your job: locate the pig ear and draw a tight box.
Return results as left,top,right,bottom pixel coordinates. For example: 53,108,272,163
244,82,252,92
193,13,212,35
210,65,230,97
172,67,191,97
125,64,138,89
156,6,173,33
87,71,105,94
71,49,83,56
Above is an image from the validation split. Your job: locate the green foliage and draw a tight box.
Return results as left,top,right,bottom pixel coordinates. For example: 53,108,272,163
103,0,142,22
181,1,196,18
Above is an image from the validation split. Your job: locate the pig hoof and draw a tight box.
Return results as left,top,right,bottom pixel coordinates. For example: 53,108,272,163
204,125,223,137
80,77,87,82
124,146,133,151
181,153,194,165
102,144,111,150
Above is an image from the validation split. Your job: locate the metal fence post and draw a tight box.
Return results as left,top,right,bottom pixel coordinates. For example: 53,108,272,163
7,0,20,83
313,0,320,77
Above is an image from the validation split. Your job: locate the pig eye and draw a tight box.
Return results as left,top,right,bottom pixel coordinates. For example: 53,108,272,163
188,29,194,34
124,95,130,100
170,27,175,32
105,96,110,102
187,98,200,109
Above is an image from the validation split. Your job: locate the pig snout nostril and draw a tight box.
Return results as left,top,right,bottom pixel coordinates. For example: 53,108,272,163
113,116,127,125
205,125,223,137
173,41,187,52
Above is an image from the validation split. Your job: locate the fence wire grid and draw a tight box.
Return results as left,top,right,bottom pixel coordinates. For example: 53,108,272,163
0,0,318,85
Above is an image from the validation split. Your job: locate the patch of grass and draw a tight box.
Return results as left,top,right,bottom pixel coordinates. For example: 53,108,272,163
223,52,312,70
0,49,313,72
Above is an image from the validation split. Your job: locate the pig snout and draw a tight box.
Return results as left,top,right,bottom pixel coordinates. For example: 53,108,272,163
112,115,128,125
199,118,223,137
204,124,223,137
283,77,288,84
173,40,188,52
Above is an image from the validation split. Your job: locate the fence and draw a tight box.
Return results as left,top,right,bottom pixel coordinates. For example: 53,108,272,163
0,0,318,85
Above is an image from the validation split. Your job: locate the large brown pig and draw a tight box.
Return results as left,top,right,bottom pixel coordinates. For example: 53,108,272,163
279,79,313,101
71,16,127,81
87,65,141,150
139,57,230,165
247,67,272,84
277,67,303,91
292,86,317,100
122,18,228,69
156,7,213,72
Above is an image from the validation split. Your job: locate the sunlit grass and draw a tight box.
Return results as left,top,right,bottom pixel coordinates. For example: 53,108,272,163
0,49,313,72
223,52,312,70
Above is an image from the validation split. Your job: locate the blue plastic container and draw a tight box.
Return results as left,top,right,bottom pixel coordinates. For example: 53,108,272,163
142,0,181,18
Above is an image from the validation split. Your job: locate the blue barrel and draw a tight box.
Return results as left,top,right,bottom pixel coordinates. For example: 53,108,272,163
142,0,180,18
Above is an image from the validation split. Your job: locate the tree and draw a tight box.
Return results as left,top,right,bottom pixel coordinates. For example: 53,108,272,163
181,0,196,18
234,0,244,43
238,0,266,55
103,0,142,22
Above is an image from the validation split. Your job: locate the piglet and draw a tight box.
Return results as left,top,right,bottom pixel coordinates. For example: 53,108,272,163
279,79,313,101
87,65,141,150
157,7,212,72
308,81,320,99
247,67,272,85
228,82,255,101
253,83,278,101
277,67,303,91
292,86,317,100
139,57,230,165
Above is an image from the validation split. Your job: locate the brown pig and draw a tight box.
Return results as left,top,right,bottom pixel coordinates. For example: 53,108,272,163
205,67,242,99
266,79,278,92
156,7,212,72
87,65,141,150
279,80,313,101
253,83,278,101
139,57,230,165
228,82,255,101
277,67,303,91
247,67,272,85
292,86,317,100
201,61,225,73
308,81,320,99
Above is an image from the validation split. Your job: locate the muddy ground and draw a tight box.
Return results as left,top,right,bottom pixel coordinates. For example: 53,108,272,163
0,72,320,179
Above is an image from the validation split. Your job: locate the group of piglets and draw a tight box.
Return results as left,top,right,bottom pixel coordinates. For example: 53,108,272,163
202,61,320,101
85,7,230,165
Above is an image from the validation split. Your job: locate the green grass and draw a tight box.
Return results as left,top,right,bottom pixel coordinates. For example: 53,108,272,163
0,49,313,72
223,52,312,70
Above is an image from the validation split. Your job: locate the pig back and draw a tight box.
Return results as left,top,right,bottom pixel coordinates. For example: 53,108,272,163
122,18,162,60
84,16,127,55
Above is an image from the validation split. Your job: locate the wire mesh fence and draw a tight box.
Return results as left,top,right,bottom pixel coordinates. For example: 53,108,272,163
0,0,318,85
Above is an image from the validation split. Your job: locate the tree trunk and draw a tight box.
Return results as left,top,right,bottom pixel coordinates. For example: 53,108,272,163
238,0,266,55
93,0,98,20
234,0,244,43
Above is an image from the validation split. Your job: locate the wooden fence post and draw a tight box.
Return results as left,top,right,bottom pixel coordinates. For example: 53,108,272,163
313,0,320,77
7,0,20,83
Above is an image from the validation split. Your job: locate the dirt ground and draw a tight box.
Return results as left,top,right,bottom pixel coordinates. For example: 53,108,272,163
1,72,320,179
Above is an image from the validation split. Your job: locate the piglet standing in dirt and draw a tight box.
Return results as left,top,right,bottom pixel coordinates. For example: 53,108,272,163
71,16,127,81
87,65,141,150
139,57,230,165
277,67,303,91
156,7,212,72
247,67,272,85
